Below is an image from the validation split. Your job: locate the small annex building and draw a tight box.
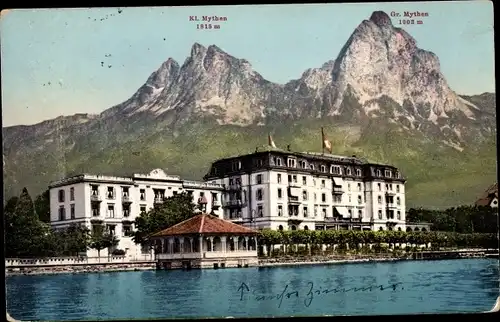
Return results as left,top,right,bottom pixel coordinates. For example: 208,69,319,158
150,213,259,270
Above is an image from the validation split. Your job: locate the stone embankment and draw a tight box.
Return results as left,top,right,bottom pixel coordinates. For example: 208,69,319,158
6,262,156,276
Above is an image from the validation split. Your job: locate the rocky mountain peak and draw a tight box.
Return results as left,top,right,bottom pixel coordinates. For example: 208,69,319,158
369,11,392,27
190,42,207,57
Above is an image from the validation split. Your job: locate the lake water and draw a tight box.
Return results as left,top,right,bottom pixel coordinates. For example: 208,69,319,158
6,258,500,320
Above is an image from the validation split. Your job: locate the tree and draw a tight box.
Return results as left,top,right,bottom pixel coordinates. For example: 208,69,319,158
89,225,119,258
34,189,51,223
132,192,197,245
4,188,48,258
59,224,91,256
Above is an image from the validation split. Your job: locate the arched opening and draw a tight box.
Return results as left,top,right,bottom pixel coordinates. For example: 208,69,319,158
379,227,383,231
414,227,420,232
397,227,402,231
248,237,256,250
226,237,235,251
291,225,297,231
183,238,191,253
173,238,181,253
192,237,200,252
205,238,212,252
238,236,246,250
213,237,222,252
304,225,309,230
388,227,393,231
278,225,283,231
421,228,427,232
406,227,412,232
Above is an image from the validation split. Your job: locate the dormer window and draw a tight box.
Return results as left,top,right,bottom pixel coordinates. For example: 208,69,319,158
346,168,352,175
276,158,282,166
320,165,326,173
257,159,263,167
287,158,296,168
356,169,362,176
376,169,382,176
385,170,392,177
300,160,307,169
310,164,315,170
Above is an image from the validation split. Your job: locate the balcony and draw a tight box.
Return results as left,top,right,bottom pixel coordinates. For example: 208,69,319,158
90,194,101,202
122,195,132,203
288,196,301,204
213,200,221,207
386,203,398,209
385,191,396,196
222,200,247,208
227,183,242,191
332,186,344,194
154,197,165,204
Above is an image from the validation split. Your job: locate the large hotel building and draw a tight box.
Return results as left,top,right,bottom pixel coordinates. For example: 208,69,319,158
49,148,407,258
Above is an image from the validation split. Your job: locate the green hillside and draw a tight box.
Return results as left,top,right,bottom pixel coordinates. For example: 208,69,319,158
5,116,494,210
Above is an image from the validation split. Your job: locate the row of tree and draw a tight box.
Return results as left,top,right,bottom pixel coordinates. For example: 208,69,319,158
257,229,498,255
5,188,119,258
406,206,498,233
3,186,499,259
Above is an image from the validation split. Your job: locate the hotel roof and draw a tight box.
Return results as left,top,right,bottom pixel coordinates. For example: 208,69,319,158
150,213,257,237
475,183,498,206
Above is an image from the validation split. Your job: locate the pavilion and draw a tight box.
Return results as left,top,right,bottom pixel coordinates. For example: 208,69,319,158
149,213,259,270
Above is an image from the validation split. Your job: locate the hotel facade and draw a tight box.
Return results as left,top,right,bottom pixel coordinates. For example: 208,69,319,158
203,149,407,232
49,149,408,258
49,169,224,259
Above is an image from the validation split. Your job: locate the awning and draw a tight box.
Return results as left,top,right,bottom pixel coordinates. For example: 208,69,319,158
198,196,208,204
289,187,301,196
332,206,349,217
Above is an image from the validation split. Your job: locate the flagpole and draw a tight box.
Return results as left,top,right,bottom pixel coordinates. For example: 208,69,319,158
321,127,325,155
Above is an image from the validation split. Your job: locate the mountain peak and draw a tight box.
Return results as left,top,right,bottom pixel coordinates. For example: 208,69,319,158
191,42,207,57
369,11,392,27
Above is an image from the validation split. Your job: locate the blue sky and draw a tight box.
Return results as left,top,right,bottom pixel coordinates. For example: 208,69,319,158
1,2,495,127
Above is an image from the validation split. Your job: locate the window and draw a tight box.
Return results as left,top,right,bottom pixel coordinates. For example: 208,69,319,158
314,193,317,202
385,170,392,177
310,164,315,170
346,168,352,175
107,187,115,199
91,185,99,196
396,185,400,193
348,183,351,191
358,210,363,217
397,211,401,220
58,190,65,202
320,165,326,172
357,183,362,191
257,205,263,217
322,208,327,217
123,225,132,237
212,192,218,202
321,193,326,203
287,158,296,168
229,178,234,186
123,205,130,217
333,195,342,203
58,206,66,221
358,195,362,204
300,161,307,169
173,191,178,195
378,210,383,219
277,205,283,216
70,204,75,219
348,195,352,203
378,195,382,204
377,183,381,191
356,169,362,176
390,184,393,190
331,165,341,175
107,205,115,218
321,180,325,188
302,190,308,200
302,176,307,185
140,205,146,213
288,174,292,183
92,206,99,217
257,159,263,167
70,187,75,201
256,174,262,184
396,197,401,205
276,158,282,166
303,207,308,217
292,175,297,183
377,169,382,176
277,174,282,183
140,189,146,201
257,189,263,201
122,187,129,198
348,209,352,217
314,205,318,216
107,225,115,236
277,188,282,199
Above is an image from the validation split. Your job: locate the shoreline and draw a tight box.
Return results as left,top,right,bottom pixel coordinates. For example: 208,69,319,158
7,253,495,277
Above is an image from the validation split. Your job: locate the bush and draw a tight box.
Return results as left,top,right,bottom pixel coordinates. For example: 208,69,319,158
111,249,126,256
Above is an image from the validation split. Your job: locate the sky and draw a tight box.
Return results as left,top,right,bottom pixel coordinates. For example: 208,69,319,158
1,2,495,127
